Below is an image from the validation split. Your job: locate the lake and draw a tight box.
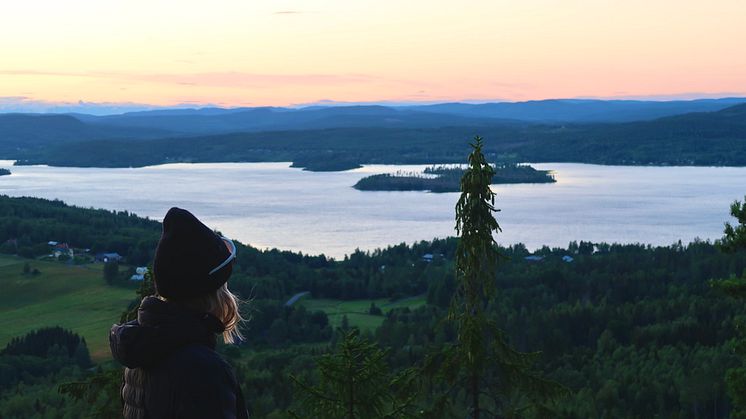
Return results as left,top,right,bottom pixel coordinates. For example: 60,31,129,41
0,161,743,258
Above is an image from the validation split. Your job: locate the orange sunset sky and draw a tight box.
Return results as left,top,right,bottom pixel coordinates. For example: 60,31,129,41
1,0,745,108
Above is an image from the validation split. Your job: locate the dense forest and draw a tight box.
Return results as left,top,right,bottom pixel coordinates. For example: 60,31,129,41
11,103,746,169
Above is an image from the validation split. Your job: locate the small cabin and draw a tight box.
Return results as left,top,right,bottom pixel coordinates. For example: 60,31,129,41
422,253,434,263
52,243,73,258
562,255,574,263
524,255,544,263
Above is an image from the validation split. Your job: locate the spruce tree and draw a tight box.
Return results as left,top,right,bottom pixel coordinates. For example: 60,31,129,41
291,330,419,419
426,136,565,418
713,197,746,417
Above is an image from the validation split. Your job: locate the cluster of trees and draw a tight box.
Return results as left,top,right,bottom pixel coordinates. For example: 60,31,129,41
245,301,333,346
2,327,90,364
0,327,92,419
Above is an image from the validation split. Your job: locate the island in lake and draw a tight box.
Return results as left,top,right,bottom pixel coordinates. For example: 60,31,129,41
354,164,555,192
0,168,10,176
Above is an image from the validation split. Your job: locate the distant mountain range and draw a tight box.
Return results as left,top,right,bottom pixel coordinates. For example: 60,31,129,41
407,98,746,122
77,97,746,131
10,101,746,169
2,98,745,153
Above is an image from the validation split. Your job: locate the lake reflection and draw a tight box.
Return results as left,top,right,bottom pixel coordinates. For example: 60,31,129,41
0,161,743,258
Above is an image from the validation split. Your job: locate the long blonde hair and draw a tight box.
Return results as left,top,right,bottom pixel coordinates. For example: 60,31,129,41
165,283,245,344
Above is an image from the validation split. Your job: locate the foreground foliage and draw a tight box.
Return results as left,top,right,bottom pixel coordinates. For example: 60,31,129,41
712,197,746,418
290,330,419,419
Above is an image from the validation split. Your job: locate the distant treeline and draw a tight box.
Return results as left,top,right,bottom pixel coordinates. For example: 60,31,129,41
11,103,746,169
354,164,555,192
0,195,161,265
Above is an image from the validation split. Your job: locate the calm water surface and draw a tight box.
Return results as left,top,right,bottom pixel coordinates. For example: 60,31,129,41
0,161,743,258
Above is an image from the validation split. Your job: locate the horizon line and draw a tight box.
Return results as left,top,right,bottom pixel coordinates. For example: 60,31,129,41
2,94,746,116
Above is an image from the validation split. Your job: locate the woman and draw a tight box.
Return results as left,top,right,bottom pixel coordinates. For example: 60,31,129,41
110,207,249,419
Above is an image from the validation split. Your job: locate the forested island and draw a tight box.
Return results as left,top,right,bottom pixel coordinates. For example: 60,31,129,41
354,164,555,192
289,153,362,172
0,169,10,176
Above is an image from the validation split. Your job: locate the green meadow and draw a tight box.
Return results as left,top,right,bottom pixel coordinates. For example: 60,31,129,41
0,255,136,361
0,253,426,361
298,296,427,331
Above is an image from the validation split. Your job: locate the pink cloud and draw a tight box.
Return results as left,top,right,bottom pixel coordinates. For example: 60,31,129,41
0,69,381,88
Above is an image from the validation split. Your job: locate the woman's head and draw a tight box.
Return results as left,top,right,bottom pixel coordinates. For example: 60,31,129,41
153,207,235,298
152,207,245,343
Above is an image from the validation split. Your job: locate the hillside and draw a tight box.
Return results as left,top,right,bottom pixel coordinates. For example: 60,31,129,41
0,255,135,360
1,98,744,160
15,102,746,168
82,105,516,134
0,113,172,154
76,97,746,128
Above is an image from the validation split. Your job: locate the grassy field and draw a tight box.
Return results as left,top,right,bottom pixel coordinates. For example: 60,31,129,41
0,255,137,361
298,296,427,331
0,254,427,361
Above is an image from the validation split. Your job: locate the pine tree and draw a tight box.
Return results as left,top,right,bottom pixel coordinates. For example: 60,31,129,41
425,136,566,418
720,198,746,253
290,330,419,419
712,197,746,417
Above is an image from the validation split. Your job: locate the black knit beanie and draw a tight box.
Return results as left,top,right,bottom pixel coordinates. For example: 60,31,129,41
153,207,234,299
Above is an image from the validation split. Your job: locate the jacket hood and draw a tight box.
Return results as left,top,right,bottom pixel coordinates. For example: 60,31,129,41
110,296,225,369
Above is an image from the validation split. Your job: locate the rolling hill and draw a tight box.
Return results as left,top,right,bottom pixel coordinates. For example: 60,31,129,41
14,102,746,169
2,98,744,159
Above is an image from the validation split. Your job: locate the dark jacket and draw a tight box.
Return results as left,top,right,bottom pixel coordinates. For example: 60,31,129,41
110,296,248,419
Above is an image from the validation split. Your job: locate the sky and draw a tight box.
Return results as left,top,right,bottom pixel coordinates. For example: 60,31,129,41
1,0,745,110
